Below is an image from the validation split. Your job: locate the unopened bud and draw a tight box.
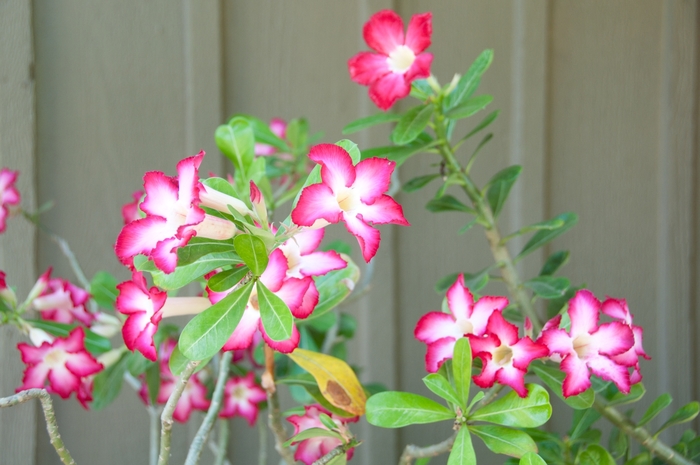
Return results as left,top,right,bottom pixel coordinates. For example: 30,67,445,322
445,73,461,96
249,181,268,227
29,328,54,346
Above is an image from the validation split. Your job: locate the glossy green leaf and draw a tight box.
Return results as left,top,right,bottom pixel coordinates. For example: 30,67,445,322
447,427,477,465
25,319,111,355
216,117,255,177
366,392,454,428
286,118,309,151
361,132,434,166
403,174,441,193
335,139,361,164
577,444,616,465
126,351,154,377
519,452,547,465
539,250,570,276
607,383,645,406
486,165,522,217
91,352,128,410
411,79,433,100
135,252,241,291
517,212,578,260
236,114,289,152
283,427,342,448
89,271,119,310
304,256,359,320
609,427,628,459
470,384,551,428
319,412,340,431
175,236,238,266
446,95,494,120
570,408,601,439
624,452,652,465
179,281,253,360
469,425,537,458
423,373,461,408
452,337,472,408
523,276,570,299
446,49,493,110
415,459,432,465
207,266,249,292
460,110,500,142
656,401,700,435
257,281,292,342
426,195,476,214
392,104,434,145
530,361,594,409
638,393,672,427
342,113,401,134
168,343,211,376
233,234,268,276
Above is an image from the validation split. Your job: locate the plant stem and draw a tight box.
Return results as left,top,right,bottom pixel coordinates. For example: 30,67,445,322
185,351,232,465
313,441,358,465
149,404,159,465
158,360,200,465
257,415,268,465
262,344,296,465
214,419,230,465
398,432,458,465
0,389,76,465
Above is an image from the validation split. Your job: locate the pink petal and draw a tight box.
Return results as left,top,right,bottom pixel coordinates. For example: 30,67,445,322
222,307,260,351
348,52,391,85
291,279,319,319
587,355,631,393
405,52,433,82
560,354,591,397
260,321,300,353
309,144,356,193
19,364,50,390
568,290,600,338
404,12,432,53
415,312,463,343
269,118,287,138
151,232,194,274
472,353,499,389
139,171,179,217
297,251,347,276
425,337,456,373
446,275,475,321
175,151,204,210
485,311,518,346
601,297,631,323
632,326,650,360
495,364,528,397
541,328,573,356
274,277,312,316
510,337,549,371
591,322,634,357
356,195,410,226
352,157,395,203
469,297,508,336
467,333,500,355
260,249,289,292
293,228,325,255
363,10,405,55
65,352,103,377
47,365,81,398
114,216,175,266
368,72,412,111
343,213,380,262
291,184,343,227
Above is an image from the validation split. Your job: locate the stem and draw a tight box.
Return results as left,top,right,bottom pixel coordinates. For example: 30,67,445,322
398,432,458,465
593,399,695,465
185,352,232,465
0,389,77,465
257,415,268,465
158,360,200,465
313,442,356,465
149,405,159,465
215,420,230,465
262,344,296,465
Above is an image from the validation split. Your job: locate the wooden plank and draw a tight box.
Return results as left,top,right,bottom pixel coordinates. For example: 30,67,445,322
0,1,37,464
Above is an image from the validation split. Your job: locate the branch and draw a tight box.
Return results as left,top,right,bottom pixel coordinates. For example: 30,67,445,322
262,344,296,465
257,416,268,465
0,389,77,465
184,352,232,465
158,360,200,465
313,441,357,465
398,432,457,465
208,424,232,465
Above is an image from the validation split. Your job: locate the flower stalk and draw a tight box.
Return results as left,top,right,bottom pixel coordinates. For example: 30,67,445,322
158,360,200,465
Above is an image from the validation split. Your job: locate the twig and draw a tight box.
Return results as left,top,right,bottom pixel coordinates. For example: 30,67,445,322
124,372,160,465
0,389,77,465
398,432,457,465
158,360,200,465
258,415,268,465
214,419,230,465
312,441,356,465
262,344,296,465
185,352,232,465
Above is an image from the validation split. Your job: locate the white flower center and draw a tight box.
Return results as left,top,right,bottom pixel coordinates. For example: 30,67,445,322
233,385,247,401
44,349,68,367
280,242,303,279
336,187,361,212
387,45,416,74
493,345,513,367
457,319,474,335
573,333,592,359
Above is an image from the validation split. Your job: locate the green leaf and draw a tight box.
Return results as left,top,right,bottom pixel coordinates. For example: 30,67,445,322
286,118,309,151
283,427,342,448
570,408,602,439
89,271,118,310
469,425,537,458
435,273,460,294
126,351,154,377
523,276,570,299
656,402,700,435
638,393,673,427
607,383,645,406
319,412,341,431
539,250,570,276
178,281,253,360
530,361,594,409
215,117,255,177
168,343,211,376
392,105,434,145
136,252,241,291
305,257,359,320
458,219,478,235
239,114,289,152
576,444,616,465
323,240,353,256
365,392,454,428
91,352,129,410
403,174,441,193
175,236,238,266
335,139,361,164
486,165,522,217
446,95,494,120
342,113,401,135
423,373,461,408
519,452,547,465
426,195,476,214
461,110,500,142
338,313,356,339
609,427,628,459
415,459,432,465
446,49,493,110
207,266,249,292
233,234,268,276
25,320,111,355
411,79,433,100
257,281,293,342
470,384,551,428
361,132,434,166
518,212,578,260
145,362,160,406
447,427,477,465
452,337,472,409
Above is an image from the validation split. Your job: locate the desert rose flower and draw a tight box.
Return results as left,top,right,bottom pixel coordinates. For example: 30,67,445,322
255,118,287,156
291,144,409,262
541,290,636,397
601,297,650,384
121,190,144,224
32,273,93,326
0,168,20,233
414,274,508,372
468,311,548,397
219,372,267,425
348,10,433,110
16,327,103,406
287,405,358,465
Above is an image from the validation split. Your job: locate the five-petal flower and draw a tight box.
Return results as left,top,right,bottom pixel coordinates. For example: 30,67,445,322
219,372,267,425
287,405,357,465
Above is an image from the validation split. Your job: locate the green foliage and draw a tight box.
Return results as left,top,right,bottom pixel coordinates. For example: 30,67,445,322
403,174,441,193
176,236,238,266
206,266,249,292
445,95,494,120
422,373,461,408
519,452,547,465
135,252,241,291
638,393,673,427
452,337,472,409
485,165,522,218
517,212,578,260
426,195,475,214
233,234,269,276
361,132,434,166
342,112,401,135
524,276,570,299
530,361,594,409
304,257,360,320
91,352,129,410
445,49,494,111
365,392,454,428
576,444,616,465
336,139,361,163
89,271,118,310
26,319,111,355
392,104,434,145
469,384,551,428
569,408,602,439
656,402,700,435
283,427,342,448
469,424,537,458
447,427,477,465
257,280,293,342
216,117,255,178
460,110,500,142
539,250,570,276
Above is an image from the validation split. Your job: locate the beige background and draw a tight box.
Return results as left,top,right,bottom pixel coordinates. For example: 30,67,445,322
1,1,698,464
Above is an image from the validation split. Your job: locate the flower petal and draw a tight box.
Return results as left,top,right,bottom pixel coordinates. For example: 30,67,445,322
222,307,260,351
425,337,456,373
404,12,432,53
587,355,631,393
343,213,380,262
560,354,591,397
291,183,343,227
591,322,634,357
368,72,412,111
348,52,391,85
309,144,356,193
405,52,433,82
568,290,600,337
352,158,395,204
297,251,347,276
415,311,463,343
261,320,300,353
363,10,405,55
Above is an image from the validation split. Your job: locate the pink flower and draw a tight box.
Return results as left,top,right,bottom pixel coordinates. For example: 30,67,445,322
601,297,650,384
219,372,267,425
0,168,20,233
468,312,548,397
348,10,433,110
115,151,240,273
414,274,509,372
0,270,17,307
287,405,358,465
541,290,636,397
121,190,144,224
32,273,93,326
291,144,409,262
17,327,103,407
255,118,287,156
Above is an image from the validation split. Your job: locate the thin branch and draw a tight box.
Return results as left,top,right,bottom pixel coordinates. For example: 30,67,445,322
398,432,457,465
149,404,159,465
214,419,231,465
312,441,356,465
263,344,296,465
185,352,232,465
0,389,77,465
257,415,268,465
158,360,200,465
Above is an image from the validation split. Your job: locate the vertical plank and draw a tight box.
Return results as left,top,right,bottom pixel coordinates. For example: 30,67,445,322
0,1,37,464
